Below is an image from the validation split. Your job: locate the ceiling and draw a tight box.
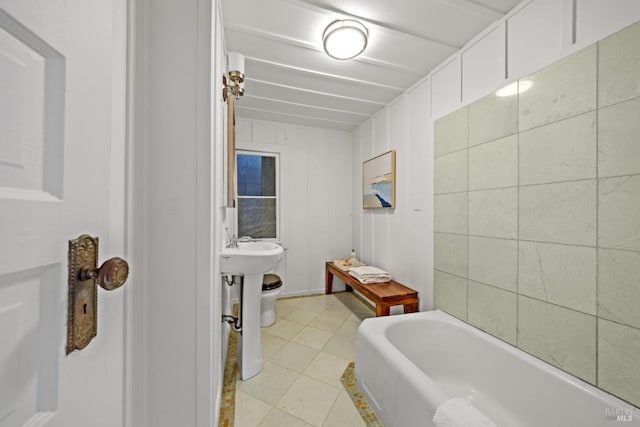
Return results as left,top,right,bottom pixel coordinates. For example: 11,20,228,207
222,0,522,131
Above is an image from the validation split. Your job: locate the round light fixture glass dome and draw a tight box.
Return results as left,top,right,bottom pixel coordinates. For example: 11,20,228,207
322,19,368,60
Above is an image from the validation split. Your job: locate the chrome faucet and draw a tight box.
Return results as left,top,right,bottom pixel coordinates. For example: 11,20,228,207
225,227,238,248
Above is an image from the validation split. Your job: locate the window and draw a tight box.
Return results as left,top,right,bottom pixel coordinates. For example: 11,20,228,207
236,151,278,239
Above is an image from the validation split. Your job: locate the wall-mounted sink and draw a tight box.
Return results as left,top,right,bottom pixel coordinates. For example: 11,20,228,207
220,242,283,275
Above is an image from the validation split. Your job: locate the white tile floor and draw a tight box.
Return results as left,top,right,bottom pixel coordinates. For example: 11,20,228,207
235,293,374,427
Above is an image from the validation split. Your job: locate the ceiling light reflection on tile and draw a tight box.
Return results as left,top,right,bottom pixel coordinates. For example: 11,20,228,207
496,80,533,97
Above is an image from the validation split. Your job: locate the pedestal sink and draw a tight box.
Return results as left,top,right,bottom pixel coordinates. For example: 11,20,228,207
220,241,283,379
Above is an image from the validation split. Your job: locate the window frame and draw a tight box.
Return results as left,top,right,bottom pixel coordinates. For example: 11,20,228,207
235,150,280,241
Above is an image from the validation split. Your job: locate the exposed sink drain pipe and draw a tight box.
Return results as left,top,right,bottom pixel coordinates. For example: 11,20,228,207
222,274,243,333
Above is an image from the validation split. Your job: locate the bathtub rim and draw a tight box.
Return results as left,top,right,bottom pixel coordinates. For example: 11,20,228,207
356,309,639,412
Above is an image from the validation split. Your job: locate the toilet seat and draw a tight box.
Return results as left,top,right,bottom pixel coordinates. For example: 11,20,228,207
261,273,282,328
262,273,282,291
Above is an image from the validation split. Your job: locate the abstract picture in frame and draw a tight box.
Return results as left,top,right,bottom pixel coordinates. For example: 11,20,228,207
362,150,396,209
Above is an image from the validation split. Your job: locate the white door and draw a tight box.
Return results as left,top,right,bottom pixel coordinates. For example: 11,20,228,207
0,1,126,427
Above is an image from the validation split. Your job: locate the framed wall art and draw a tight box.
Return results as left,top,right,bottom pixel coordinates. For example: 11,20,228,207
362,150,396,209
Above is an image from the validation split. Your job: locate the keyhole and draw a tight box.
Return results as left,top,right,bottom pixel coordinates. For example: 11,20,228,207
83,303,87,314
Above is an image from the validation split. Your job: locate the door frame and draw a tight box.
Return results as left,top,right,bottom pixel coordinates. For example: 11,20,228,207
107,0,130,421
123,0,137,424
123,0,220,426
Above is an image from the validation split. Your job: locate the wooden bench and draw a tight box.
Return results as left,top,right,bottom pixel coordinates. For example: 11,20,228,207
325,261,419,316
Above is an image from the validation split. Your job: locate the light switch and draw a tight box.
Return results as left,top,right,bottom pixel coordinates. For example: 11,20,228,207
413,196,423,211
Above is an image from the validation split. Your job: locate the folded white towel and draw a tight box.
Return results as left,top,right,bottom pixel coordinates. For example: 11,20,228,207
348,270,390,284
433,398,498,427
349,266,390,277
349,272,391,285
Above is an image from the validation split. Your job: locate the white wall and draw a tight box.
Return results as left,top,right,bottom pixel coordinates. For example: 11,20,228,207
212,1,227,423
129,0,221,426
351,0,640,310
234,118,352,296
352,81,434,311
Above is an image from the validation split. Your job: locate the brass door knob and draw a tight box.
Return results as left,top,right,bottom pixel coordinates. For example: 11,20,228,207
79,257,129,290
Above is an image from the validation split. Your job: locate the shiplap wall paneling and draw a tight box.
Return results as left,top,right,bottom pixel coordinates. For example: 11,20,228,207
386,98,411,285
351,128,363,260
431,57,462,120
307,130,333,292
406,80,434,310
360,119,375,265
507,0,565,81
575,0,640,46
328,131,353,264
461,24,506,104
281,126,309,296
372,110,391,268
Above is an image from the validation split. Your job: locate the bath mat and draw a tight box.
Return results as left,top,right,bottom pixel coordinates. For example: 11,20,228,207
218,308,239,427
340,362,384,427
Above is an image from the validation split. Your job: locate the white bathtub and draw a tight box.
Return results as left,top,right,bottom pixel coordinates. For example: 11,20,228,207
355,310,639,427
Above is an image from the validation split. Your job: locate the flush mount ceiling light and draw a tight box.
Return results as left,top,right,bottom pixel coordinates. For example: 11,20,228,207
322,19,369,60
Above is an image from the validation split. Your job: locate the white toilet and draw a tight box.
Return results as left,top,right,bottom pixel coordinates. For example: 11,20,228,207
260,273,283,327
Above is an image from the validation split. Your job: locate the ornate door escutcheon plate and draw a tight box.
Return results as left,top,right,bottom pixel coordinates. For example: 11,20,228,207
67,234,99,354
67,234,129,354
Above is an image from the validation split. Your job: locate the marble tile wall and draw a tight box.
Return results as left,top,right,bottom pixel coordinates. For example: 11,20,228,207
433,21,640,407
